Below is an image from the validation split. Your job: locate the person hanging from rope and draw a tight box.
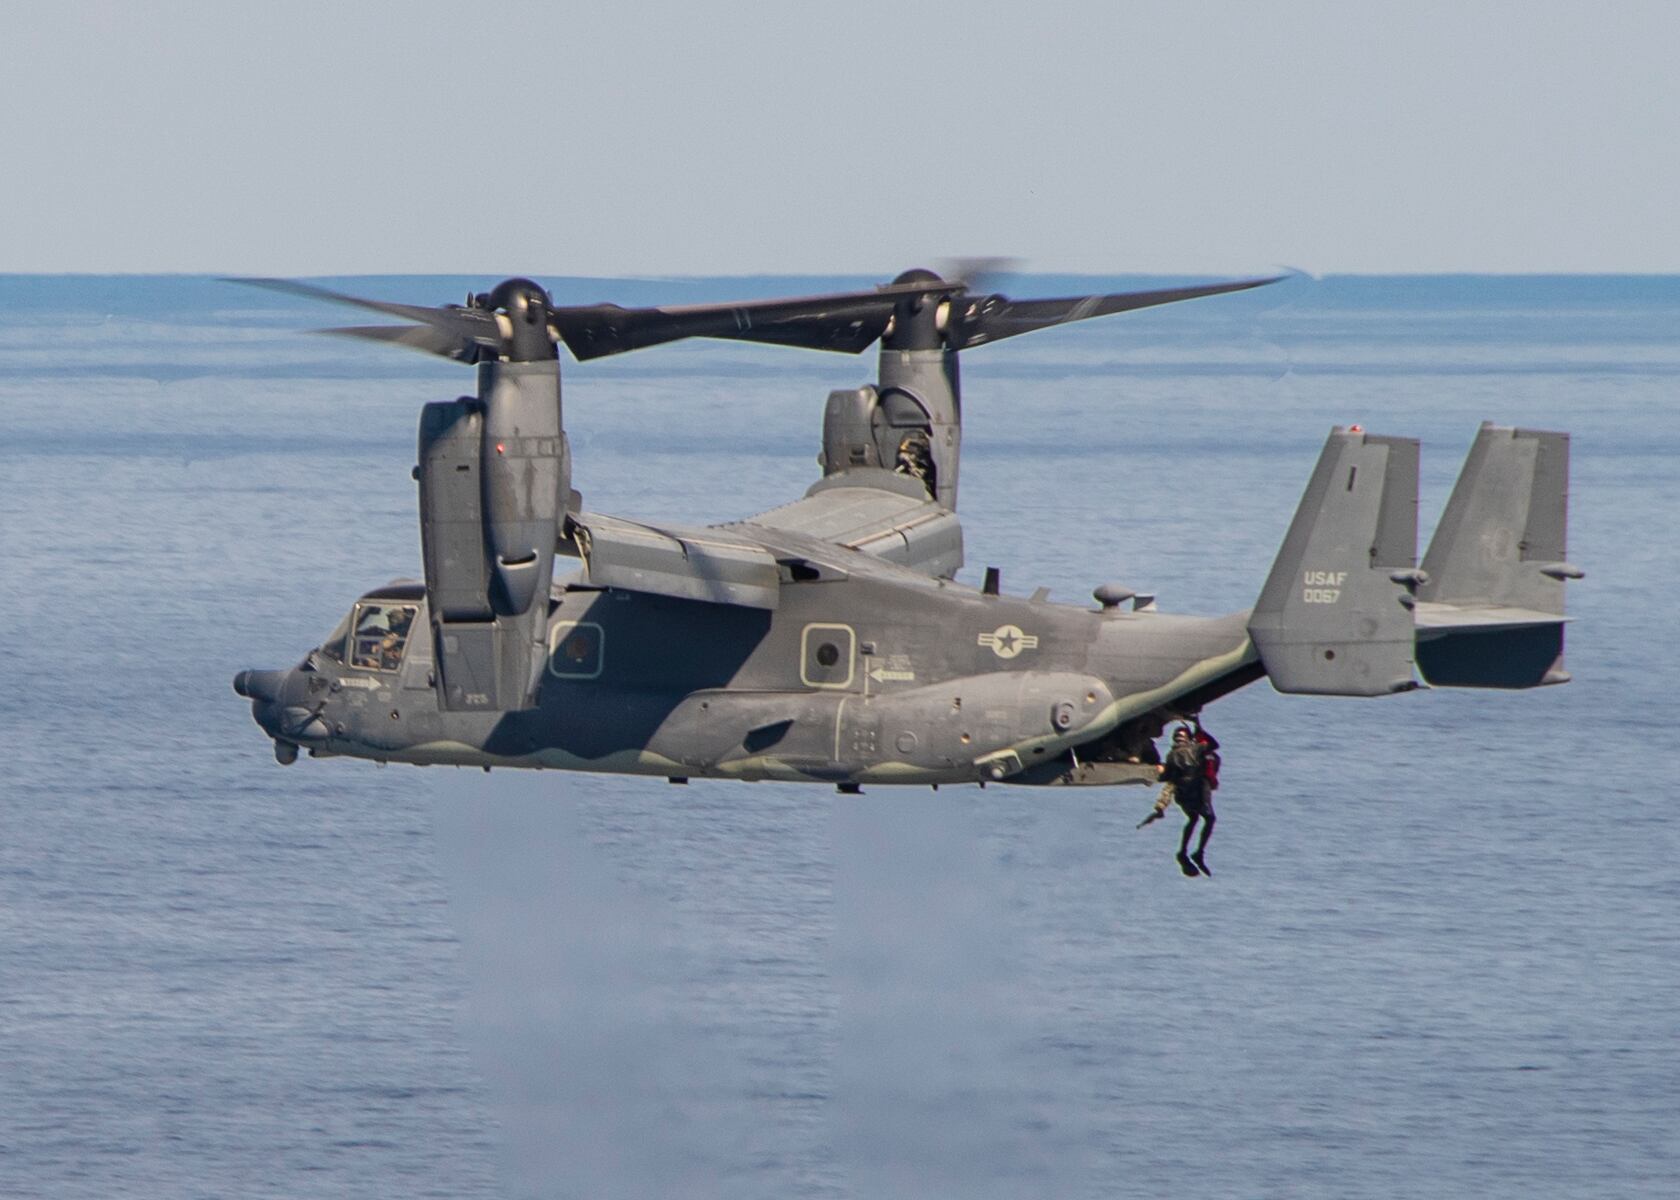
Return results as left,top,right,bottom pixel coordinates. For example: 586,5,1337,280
1138,720,1221,877
1136,719,1219,825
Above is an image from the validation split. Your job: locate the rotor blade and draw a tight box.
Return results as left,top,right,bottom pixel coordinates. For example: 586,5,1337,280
229,276,457,325
549,279,955,361
317,324,486,362
944,275,1285,350
228,277,505,360
932,256,1024,296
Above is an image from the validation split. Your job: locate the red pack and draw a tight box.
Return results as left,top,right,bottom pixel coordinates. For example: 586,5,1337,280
1196,732,1222,789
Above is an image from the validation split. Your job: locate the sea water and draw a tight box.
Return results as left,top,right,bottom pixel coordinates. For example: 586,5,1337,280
1,274,1675,1198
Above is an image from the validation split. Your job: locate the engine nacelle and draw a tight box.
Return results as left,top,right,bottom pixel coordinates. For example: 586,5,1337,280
818,342,963,511
418,400,492,621
479,360,566,617
416,359,568,712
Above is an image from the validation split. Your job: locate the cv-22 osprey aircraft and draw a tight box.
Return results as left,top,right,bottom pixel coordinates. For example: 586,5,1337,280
233,271,1581,788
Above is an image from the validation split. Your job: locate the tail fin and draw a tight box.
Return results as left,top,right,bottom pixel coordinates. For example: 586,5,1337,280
1249,427,1422,696
1413,424,1580,688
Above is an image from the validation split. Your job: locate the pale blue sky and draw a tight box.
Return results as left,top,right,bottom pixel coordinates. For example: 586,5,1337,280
2,1,1675,275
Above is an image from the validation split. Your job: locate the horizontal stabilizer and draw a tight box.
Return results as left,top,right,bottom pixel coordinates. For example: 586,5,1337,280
1413,424,1578,688
1250,427,1420,696
1413,612,1571,688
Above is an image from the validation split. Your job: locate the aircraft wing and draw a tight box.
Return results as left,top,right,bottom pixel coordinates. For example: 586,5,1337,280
719,469,964,579
562,512,783,609
559,470,963,612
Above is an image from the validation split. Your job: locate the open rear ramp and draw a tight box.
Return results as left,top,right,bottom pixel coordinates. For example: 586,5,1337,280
1413,424,1581,687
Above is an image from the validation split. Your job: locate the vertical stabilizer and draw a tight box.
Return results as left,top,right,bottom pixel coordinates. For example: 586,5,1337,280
1412,424,1580,688
1418,423,1571,613
1249,428,1421,696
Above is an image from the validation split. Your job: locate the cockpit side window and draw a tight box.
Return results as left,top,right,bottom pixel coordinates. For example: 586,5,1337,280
317,611,351,664
350,603,418,671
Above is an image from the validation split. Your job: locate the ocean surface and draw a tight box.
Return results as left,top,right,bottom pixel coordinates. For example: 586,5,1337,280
1,273,1676,1199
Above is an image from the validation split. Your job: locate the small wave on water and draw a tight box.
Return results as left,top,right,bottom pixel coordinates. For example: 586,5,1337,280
2,274,1676,1198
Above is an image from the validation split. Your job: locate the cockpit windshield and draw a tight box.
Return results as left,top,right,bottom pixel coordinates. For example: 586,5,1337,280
349,602,418,671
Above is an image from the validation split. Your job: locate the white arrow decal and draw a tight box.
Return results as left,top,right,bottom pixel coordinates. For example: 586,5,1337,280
870,667,916,682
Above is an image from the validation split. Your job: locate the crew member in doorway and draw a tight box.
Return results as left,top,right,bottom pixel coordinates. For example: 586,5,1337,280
894,430,935,495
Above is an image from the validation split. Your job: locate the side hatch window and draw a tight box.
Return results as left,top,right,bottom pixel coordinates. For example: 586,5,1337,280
548,621,605,679
351,603,418,671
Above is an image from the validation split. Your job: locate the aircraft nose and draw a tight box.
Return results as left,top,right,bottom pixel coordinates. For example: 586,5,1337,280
234,668,296,751
233,669,287,703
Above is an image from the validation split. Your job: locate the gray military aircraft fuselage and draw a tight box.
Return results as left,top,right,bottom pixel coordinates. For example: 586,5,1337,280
234,272,1581,787
237,546,1257,786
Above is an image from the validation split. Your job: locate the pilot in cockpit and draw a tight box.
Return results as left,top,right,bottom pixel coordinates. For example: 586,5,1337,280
351,604,416,670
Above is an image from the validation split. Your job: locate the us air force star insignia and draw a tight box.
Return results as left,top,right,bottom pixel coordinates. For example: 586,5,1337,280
978,623,1039,659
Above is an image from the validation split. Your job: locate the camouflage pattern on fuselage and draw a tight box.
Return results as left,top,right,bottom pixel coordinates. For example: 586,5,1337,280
244,549,1257,787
